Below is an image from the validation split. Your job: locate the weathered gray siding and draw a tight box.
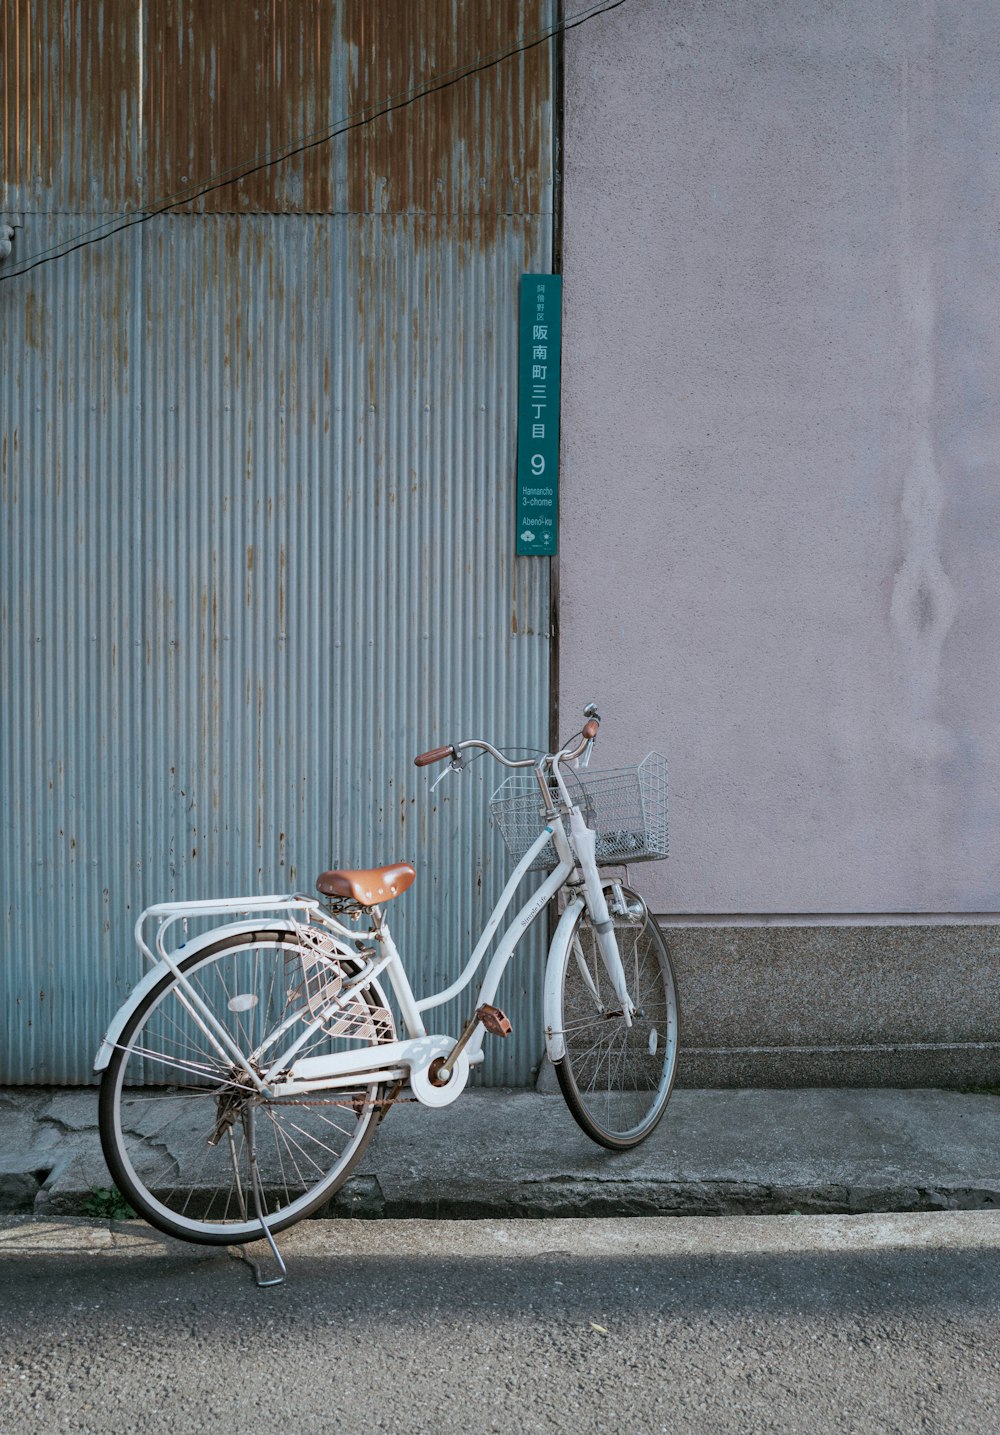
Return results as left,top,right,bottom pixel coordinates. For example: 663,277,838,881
1,2,556,1083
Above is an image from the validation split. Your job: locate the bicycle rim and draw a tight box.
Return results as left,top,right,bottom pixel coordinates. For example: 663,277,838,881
555,890,679,1149
99,930,395,1244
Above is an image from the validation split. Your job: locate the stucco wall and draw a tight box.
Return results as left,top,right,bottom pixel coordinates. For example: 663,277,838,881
559,0,1000,916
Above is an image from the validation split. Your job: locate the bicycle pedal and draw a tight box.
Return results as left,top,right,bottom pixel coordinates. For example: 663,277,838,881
476,1004,512,1038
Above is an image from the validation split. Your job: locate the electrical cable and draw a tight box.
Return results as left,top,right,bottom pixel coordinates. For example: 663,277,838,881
0,0,628,285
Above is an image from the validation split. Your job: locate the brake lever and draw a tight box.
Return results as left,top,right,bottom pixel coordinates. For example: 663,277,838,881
430,755,465,792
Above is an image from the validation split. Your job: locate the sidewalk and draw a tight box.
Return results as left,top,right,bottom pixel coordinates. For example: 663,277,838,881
2,1085,998,1220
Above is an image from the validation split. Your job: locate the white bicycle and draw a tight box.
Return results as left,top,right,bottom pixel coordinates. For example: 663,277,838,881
96,705,679,1267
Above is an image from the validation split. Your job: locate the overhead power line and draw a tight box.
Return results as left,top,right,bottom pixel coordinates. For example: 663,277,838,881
0,0,629,284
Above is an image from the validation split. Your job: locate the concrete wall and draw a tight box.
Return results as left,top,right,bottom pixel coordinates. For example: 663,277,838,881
558,0,1000,1081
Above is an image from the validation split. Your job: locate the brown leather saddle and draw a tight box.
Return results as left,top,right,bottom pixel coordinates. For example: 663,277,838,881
315,862,416,907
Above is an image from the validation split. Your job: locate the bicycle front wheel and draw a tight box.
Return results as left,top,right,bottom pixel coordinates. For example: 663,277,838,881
99,928,395,1245
554,887,679,1150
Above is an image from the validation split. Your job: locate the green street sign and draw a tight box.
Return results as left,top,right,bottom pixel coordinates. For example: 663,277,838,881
516,273,561,556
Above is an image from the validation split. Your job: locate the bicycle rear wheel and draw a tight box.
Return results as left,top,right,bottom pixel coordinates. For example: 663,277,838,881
554,887,679,1150
99,928,395,1245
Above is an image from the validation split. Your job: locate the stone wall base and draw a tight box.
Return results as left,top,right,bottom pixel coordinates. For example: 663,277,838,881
659,922,1000,1088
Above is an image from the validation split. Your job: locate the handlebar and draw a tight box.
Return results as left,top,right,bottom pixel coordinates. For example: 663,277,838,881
414,706,600,771
413,745,456,768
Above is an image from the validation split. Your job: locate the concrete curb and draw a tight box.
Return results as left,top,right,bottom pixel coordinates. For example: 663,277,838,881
2,1086,999,1222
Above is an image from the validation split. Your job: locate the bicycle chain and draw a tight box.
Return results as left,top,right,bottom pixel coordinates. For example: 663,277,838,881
270,1095,415,1109
266,1082,413,1112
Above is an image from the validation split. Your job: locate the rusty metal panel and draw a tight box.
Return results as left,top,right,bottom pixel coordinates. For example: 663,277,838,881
343,0,554,218
1,1,142,213
141,0,344,215
3,1,553,217
1,2,556,1084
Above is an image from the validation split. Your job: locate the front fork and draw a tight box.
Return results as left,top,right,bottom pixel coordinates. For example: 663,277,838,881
567,808,634,1024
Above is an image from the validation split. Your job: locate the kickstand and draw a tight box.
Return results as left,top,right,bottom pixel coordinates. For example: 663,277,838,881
235,1106,287,1288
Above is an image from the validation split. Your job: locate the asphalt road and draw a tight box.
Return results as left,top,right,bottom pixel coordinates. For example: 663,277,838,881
1,1214,998,1435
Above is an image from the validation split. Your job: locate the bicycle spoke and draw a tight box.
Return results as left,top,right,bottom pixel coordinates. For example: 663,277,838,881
556,893,678,1147
101,933,392,1243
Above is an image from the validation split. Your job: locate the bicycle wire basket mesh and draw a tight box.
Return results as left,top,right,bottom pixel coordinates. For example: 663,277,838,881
490,752,668,872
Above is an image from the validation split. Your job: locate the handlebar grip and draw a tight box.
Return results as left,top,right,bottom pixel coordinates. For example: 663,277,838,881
414,745,456,768
582,719,599,740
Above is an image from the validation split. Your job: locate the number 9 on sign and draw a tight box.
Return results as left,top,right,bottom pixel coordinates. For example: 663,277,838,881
531,454,545,476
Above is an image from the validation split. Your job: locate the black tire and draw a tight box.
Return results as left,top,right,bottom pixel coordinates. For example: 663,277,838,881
554,887,679,1150
99,928,394,1245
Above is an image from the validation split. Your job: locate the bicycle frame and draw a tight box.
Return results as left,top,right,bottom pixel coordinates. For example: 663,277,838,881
275,825,574,1101
96,738,635,1106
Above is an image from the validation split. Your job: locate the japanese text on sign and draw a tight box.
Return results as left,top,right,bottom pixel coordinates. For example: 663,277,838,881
516,274,562,555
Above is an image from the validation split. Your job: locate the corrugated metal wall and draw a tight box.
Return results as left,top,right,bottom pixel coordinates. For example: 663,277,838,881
1,2,555,1083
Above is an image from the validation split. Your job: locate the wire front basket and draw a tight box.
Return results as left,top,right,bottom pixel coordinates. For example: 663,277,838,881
490,752,668,872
